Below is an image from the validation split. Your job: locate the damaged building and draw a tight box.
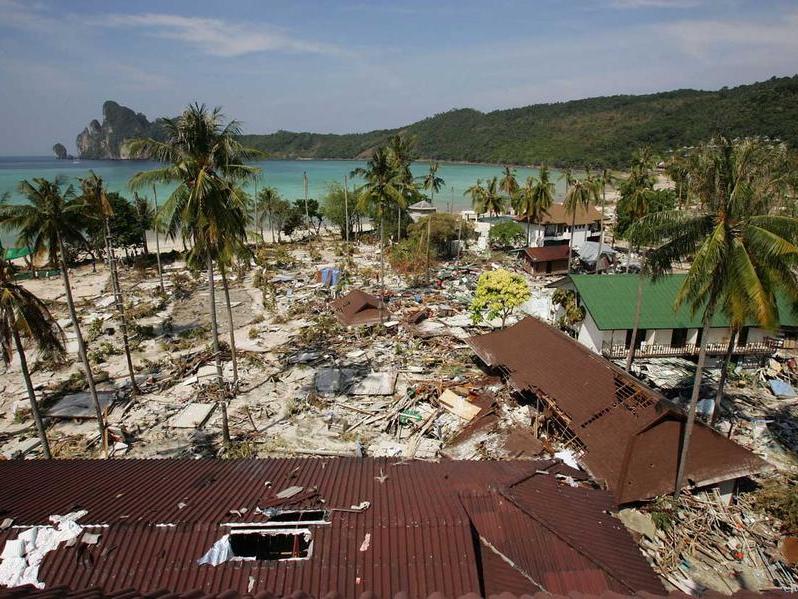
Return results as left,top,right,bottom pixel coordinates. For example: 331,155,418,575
467,317,771,504
0,457,666,598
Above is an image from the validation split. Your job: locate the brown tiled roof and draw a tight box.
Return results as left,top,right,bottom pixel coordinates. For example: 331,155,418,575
0,458,663,597
466,318,770,504
522,246,570,263
330,290,384,326
515,203,602,226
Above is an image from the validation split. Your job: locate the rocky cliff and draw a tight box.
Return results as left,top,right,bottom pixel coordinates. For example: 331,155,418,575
76,101,164,159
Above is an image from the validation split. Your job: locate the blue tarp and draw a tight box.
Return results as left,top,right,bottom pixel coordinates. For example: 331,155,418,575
769,379,797,398
320,268,341,288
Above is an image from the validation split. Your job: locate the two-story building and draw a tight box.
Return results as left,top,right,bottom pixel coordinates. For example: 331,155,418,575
550,274,798,359
516,203,603,247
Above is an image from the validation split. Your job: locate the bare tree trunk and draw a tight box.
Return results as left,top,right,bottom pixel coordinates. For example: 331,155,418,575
379,213,385,324
397,205,401,241
625,272,644,371
206,254,230,448
596,185,606,273
712,329,737,425
527,213,531,247
567,211,576,274
105,218,139,394
58,234,106,455
220,264,239,385
303,171,311,237
12,328,51,459
425,215,432,285
344,175,350,243
152,186,165,295
675,319,711,499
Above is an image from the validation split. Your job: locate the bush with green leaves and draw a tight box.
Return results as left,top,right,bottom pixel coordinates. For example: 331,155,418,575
488,220,526,249
470,269,530,328
408,213,472,258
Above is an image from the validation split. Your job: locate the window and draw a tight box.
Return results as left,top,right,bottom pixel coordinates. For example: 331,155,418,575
671,328,688,348
229,530,311,561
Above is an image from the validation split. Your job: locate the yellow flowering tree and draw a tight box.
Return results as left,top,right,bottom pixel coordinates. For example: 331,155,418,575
470,269,530,328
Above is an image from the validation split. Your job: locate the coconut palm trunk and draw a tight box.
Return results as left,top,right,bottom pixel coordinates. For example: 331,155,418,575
206,254,230,447
712,329,737,424
104,218,139,394
675,319,711,498
567,211,576,274
526,214,532,247
596,185,606,273
58,234,106,451
11,327,51,459
625,272,644,371
220,263,239,385
379,212,385,324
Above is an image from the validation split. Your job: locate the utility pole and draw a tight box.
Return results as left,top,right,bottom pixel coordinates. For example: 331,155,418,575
343,175,350,243
152,185,165,295
303,171,310,236
425,215,432,285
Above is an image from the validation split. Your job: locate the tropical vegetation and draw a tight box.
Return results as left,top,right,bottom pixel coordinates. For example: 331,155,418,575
128,103,262,447
629,136,798,496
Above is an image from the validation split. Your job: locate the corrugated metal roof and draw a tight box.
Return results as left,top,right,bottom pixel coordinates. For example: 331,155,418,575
522,246,570,264
331,290,384,327
0,458,663,598
3,585,795,599
466,317,770,503
515,203,602,227
568,274,798,330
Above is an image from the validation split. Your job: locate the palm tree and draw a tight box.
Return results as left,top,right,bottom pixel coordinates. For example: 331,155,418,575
476,177,505,217
465,179,486,219
355,147,405,321
0,260,65,459
499,166,519,208
563,174,598,274
132,193,154,255
256,187,282,243
629,136,798,497
514,175,552,247
386,135,417,240
79,172,139,394
422,162,445,202
595,168,615,272
530,166,556,246
128,103,261,447
0,177,108,448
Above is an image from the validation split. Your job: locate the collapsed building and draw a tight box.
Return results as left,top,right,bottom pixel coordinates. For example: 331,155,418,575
467,317,771,504
0,457,666,598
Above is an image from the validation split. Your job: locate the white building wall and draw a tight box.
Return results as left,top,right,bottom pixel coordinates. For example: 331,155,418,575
577,312,606,353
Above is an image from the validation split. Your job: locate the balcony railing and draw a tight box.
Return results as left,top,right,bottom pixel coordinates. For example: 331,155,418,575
601,340,778,359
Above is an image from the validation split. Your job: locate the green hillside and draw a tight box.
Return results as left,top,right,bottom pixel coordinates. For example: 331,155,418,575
240,76,798,168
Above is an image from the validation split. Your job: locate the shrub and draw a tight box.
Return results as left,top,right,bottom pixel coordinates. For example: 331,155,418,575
470,269,530,328
489,220,526,249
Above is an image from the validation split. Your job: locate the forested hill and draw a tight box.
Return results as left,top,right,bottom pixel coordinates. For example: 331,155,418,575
240,76,798,167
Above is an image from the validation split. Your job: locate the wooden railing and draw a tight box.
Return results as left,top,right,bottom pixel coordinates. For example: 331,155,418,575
601,340,777,359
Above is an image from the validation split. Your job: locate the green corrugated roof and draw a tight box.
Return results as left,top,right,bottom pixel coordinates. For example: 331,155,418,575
569,274,798,330
3,247,32,260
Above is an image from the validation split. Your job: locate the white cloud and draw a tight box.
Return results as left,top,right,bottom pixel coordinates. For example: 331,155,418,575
93,12,347,58
657,10,798,58
611,0,701,8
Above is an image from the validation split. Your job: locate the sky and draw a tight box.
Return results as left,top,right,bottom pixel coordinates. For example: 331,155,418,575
1,0,797,155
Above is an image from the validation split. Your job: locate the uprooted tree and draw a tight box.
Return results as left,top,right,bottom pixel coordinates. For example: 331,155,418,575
470,269,530,328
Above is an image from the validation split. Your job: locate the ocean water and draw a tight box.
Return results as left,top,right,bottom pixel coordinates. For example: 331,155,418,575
0,156,565,244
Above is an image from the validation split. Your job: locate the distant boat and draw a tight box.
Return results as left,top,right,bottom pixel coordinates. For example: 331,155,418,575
72,159,81,164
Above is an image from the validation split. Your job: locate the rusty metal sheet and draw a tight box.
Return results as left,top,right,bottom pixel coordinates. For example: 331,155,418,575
467,317,769,504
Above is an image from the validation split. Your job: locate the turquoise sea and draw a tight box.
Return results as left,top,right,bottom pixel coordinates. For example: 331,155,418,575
0,156,566,243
